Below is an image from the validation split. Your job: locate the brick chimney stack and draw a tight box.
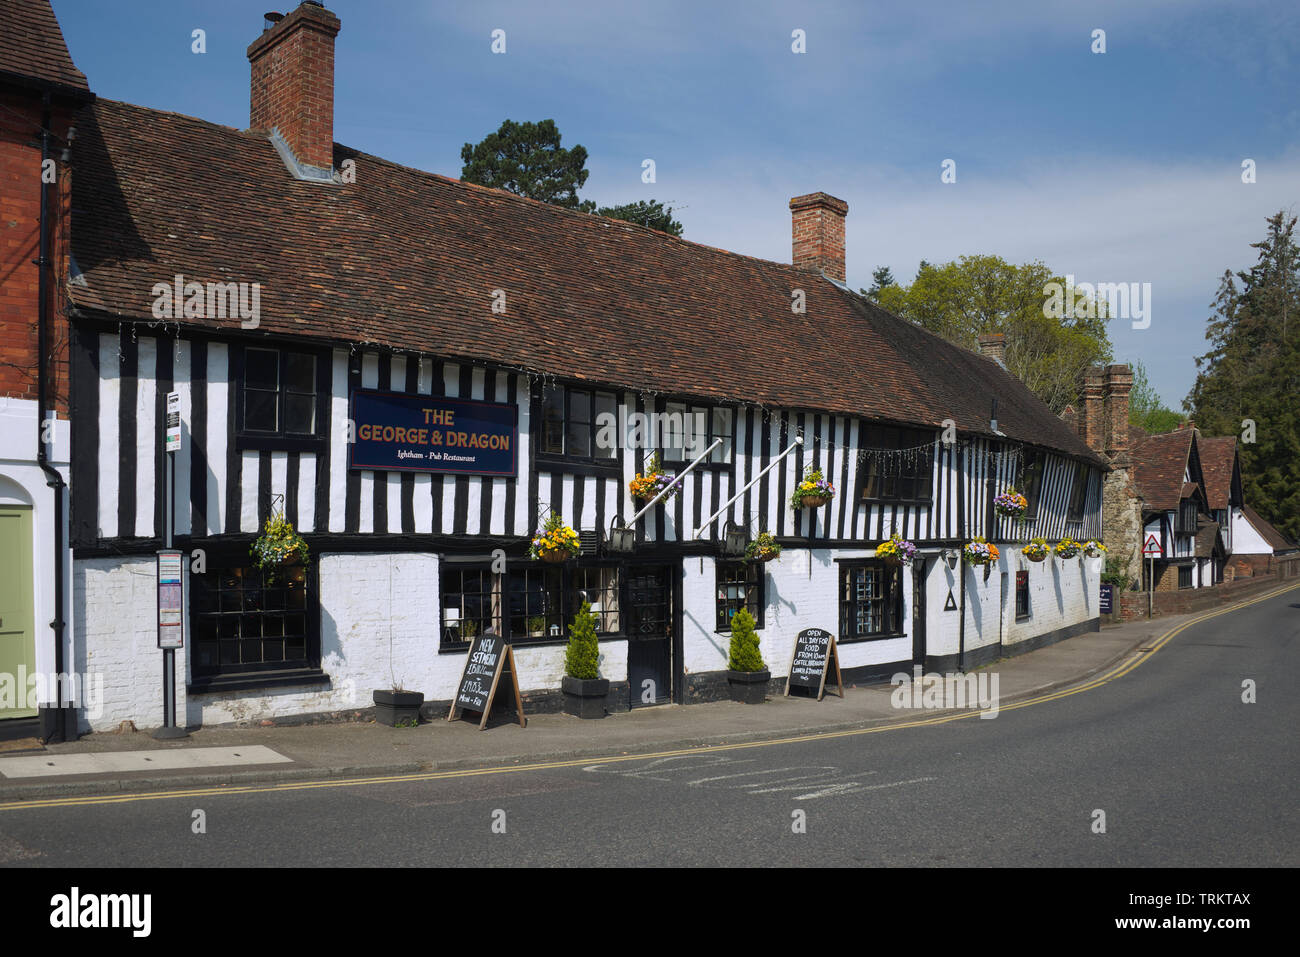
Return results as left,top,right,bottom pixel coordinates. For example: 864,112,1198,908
790,192,848,282
978,333,1007,367
1104,364,1132,459
248,1,341,177
1079,365,1106,452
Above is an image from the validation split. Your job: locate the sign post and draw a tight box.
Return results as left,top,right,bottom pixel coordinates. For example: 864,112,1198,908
154,391,188,739
1143,532,1161,621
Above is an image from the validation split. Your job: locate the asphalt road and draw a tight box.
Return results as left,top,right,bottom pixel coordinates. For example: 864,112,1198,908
2,590,1297,867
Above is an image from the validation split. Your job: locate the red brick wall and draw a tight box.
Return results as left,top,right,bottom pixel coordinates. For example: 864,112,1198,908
1112,562,1299,622
0,90,73,415
248,3,341,171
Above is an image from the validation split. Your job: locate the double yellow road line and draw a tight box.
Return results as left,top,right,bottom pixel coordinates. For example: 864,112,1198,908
3,581,1296,813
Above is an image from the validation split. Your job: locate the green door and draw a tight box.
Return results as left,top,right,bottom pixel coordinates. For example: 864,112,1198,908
0,506,36,719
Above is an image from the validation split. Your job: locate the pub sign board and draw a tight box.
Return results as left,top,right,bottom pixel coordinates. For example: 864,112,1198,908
785,627,843,701
349,389,517,477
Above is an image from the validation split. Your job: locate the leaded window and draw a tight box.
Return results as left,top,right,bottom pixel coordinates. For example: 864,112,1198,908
191,564,314,676
839,561,903,640
715,560,763,631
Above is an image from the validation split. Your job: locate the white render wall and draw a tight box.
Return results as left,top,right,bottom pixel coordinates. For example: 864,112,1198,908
1230,507,1273,555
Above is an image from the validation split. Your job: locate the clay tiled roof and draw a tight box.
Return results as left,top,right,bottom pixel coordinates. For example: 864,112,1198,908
1242,505,1295,552
1132,429,1194,510
67,97,1106,464
1199,435,1237,510
0,0,89,94
1194,518,1222,558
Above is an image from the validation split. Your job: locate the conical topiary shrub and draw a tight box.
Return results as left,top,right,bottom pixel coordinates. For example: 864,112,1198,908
564,602,600,680
727,607,765,672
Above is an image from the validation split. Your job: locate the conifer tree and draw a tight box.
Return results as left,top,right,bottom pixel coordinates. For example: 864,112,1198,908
727,608,766,672
564,602,600,680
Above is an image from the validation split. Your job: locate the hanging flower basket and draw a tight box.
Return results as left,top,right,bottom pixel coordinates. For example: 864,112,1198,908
993,487,1029,520
790,466,835,509
1055,537,1082,559
1022,538,1049,563
251,511,309,583
629,453,680,503
745,532,782,563
962,536,1000,567
530,513,581,562
875,533,917,567
1083,539,1107,558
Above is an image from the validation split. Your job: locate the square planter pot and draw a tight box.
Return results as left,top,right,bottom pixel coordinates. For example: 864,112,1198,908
562,676,610,719
373,689,424,726
727,669,770,704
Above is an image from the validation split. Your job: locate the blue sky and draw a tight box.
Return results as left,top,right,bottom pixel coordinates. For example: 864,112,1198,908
54,0,1300,412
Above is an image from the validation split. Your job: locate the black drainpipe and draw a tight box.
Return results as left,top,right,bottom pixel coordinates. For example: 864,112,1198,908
36,92,73,743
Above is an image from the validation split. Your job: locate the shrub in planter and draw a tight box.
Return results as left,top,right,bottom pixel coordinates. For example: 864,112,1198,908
875,533,917,566
1022,537,1049,562
745,531,781,563
1055,537,1082,559
993,487,1028,520
790,466,835,509
530,513,581,563
629,452,680,503
562,601,608,719
726,608,769,704
250,510,309,584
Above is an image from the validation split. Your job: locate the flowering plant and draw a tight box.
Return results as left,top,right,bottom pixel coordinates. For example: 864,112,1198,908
789,466,835,508
1055,537,1082,559
962,536,1000,566
1083,539,1107,557
629,452,679,502
993,487,1029,519
875,534,918,566
745,531,781,563
1022,537,1050,562
530,513,581,562
250,511,309,582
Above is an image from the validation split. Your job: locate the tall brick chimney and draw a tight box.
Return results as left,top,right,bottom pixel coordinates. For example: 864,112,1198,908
790,192,848,282
248,1,341,178
1079,365,1106,452
1103,364,1132,459
977,333,1006,367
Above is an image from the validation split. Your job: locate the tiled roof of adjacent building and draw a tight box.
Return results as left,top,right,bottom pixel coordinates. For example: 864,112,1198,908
0,0,89,94
66,97,1106,465
1241,505,1295,552
1194,518,1222,558
1131,429,1194,510
1198,435,1238,510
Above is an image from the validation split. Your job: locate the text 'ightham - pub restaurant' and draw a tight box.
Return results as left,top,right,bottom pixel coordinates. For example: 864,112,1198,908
1,0,1108,736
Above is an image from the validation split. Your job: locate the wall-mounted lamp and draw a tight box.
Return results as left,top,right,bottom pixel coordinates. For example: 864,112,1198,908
942,548,959,571
723,520,747,556
608,519,635,553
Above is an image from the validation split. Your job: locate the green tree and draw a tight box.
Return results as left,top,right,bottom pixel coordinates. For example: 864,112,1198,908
460,119,592,208
861,265,896,301
1127,360,1183,434
869,254,1113,413
564,602,601,680
727,608,765,672
595,199,684,236
1187,210,1300,541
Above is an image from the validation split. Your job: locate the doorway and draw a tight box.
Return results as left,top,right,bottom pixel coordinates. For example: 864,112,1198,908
625,563,677,708
911,558,927,667
0,506,36,720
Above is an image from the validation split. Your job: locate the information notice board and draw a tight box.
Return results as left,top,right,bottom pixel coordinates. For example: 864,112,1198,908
448,632,526,730
785,627,843,701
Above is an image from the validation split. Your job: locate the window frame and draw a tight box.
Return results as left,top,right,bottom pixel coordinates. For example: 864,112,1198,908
1065,466,1090,523
856,424,935,504
838,560,905,642
189,556,321,685
714,559,764,633
659,402,735,470
439,560,625,652
1177,499,1198,535
1020,448,1047,519
534,383,621,474
233,344,330,452
1177,565,1193,589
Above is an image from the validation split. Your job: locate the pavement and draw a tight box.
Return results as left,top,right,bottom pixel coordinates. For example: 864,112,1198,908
2,584,1293,802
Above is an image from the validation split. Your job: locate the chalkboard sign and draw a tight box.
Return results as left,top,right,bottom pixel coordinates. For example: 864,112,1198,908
448,632,526,730
784,627,843,701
